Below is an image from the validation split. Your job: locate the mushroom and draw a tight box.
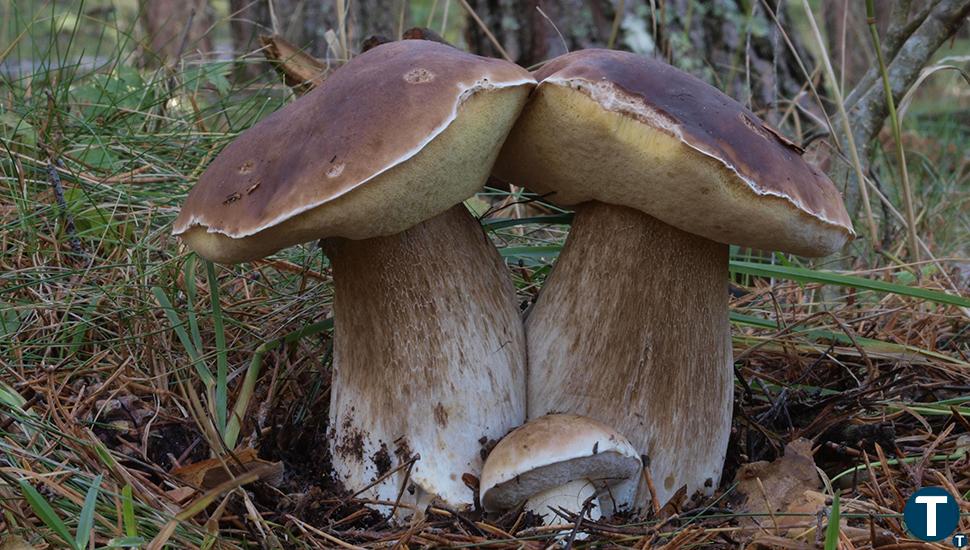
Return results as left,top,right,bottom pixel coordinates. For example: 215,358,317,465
480,414,642,526
173,40,534,514
494,50,854,509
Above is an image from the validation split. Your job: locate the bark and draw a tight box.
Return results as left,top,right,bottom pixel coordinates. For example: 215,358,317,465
228,0,272,79
139,0,213,65
462,0,614,67
323,205,527,516
229,0,401,76
463,0,811,113
525,202,733,509
823,0,878,90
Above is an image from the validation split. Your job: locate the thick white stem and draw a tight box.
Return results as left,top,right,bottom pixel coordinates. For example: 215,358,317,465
324,205,526,518
526,202,733,510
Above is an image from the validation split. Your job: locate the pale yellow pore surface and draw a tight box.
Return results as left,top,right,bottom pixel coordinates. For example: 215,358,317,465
496,83,848,257
181,86,530,263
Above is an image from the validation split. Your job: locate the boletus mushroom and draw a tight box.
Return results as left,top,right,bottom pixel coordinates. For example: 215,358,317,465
173,40,534,514
480,414,642,525
494,50,854,509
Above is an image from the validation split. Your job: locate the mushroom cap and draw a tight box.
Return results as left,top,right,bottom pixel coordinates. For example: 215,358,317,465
479,414,642,513
494,49,854,257
174,40,534,263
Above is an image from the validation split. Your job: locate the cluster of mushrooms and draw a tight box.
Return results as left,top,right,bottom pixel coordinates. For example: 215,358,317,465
173,40,853,524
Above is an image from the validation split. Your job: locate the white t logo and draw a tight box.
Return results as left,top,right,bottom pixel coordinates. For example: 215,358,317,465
915,495,948,537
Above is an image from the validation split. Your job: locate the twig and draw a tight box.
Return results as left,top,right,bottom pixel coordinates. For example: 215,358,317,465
642,461,661,516
349,453,420,500
456,0,513,62
382,452,419,526
607,0,626,49
286,514,366,549
174,8,197,66
45,161,85,259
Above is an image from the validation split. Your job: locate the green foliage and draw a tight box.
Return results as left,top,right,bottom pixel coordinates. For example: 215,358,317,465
824,492,840,550
18,480,77,549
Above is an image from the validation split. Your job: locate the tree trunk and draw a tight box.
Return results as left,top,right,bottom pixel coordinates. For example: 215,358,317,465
823,0,883,91
140,0,213,65
830,0,970,240
463,0,811,115
229,0,401,76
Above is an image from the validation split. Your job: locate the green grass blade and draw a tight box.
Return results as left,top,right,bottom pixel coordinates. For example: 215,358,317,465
75,474,102,550
824,492,840,550
729,312,779,329
224,318,333,448
151,287,214,386
482,213,574,230
106,536,146,548
18,479,78,550
205,260,229,438
183,254,204,354
121,484,137,538
67,298,101,356
830,448,967,484
492,241,967,308
729,261,970,308
499,245,563,259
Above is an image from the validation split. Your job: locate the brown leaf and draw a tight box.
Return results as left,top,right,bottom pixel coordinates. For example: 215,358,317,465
736,439,822,521
259,35,327,94
164,485,196,504
732,439,824,535
172,447,283,491
0,536,36,550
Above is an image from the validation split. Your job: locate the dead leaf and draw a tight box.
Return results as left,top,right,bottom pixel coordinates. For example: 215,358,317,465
0,536,36,550
735,440,819,507
165,485,196,504
732,439,826,536
259,35,327,93
172,447,283,491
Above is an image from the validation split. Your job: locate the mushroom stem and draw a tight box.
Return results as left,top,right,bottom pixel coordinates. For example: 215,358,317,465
526,201,733,509
323,204,526,517
525,479,601,523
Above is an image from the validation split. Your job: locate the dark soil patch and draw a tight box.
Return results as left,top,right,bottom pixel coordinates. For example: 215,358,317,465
91,396,209,476
256,384,381,530
146,422,209,471
372,443,392,477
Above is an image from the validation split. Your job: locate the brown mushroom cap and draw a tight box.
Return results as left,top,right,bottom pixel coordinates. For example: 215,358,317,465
494,49,854,257
173,40,534,263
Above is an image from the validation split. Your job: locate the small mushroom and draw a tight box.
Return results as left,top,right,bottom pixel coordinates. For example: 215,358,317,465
494,50,854,510
480,414,642,526
173,40,535,515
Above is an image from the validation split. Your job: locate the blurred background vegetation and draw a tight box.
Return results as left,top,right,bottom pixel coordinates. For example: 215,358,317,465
0,0,968,548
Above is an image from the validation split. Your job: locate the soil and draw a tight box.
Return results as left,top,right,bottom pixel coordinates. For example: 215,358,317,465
146,422,209,470
372,443,392,477
91,395,209,477
256,385,381,529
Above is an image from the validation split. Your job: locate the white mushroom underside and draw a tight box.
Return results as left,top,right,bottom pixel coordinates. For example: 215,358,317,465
526,479,601,523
